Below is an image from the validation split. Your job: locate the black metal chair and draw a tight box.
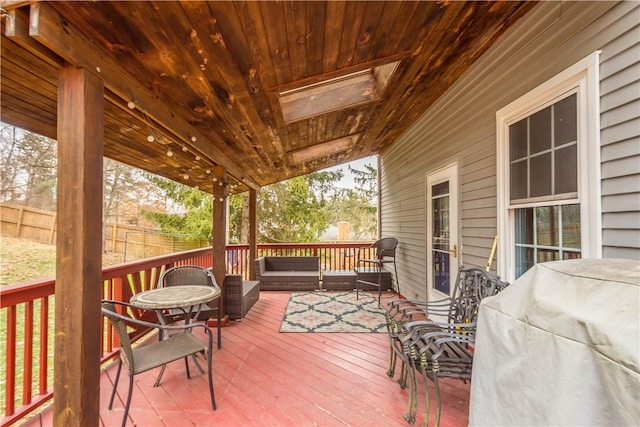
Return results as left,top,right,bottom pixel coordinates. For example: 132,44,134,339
158,265,222,349
101,300,216,427
355,237,400,306
385,267,508,426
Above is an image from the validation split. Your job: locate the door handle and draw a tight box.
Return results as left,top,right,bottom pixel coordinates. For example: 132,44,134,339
448,244,458,258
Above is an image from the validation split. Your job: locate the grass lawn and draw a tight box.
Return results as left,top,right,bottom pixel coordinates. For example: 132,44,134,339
0,236,123,286
0,236,124,418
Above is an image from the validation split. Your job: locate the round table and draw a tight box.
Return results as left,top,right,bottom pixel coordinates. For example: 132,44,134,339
130,285,220,310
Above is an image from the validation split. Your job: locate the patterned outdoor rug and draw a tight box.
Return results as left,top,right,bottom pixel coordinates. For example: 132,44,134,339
280,291,387,333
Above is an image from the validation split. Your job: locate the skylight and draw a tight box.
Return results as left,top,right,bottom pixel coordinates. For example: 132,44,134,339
289,134,361,163
278,61,400,123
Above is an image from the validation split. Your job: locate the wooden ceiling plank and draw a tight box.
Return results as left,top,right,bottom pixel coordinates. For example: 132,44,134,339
195,1,286,165
129,1,255,147
305,1,327,78
193,11,285,180
232,1,278,89
321,1,346,74
351,1,386,66
369,1,411,60
231,1,292,170
316,115,328,145
393,2,445,57
103,0,247,157
0,81,55,120
258,1,292,86
336,1,367,69
1,55,56,101
0,102,56,139
29,2,260,190
307,117,318,148
282,1,308,82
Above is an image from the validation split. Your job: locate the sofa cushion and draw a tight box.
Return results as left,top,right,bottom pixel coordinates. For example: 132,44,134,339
261,271,318,278
263,256,319,272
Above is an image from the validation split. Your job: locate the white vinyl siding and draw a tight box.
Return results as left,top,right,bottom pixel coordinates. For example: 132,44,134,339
379,1,639,300
599,3,640,260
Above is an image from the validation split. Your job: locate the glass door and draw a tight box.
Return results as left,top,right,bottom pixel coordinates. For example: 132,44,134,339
427,163,459,300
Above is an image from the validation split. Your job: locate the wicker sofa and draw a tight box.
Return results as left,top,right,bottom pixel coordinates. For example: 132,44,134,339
224,274,260,320
255,256,320,290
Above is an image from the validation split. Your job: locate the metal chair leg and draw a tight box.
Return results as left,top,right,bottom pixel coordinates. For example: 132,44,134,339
217,305,222,349
154,365,166,387
122,375,135,427
403,357,419,425
205,333,217,410
109,360,123,410
421,362,432,427
433,373,442,427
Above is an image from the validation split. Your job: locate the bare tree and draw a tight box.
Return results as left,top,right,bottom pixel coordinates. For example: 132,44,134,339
0,124,57,210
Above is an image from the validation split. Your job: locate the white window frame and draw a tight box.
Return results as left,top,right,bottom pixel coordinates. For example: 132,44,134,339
497,52,602,282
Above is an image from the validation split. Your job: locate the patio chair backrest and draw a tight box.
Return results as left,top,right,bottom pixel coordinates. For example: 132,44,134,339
101,301,136,375
447,267,509,324
375,237,398,259
160,265,219,290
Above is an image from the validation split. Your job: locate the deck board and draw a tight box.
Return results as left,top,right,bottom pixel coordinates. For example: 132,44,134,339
23,291,470,426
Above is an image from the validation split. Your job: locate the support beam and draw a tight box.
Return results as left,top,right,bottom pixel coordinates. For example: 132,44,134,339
212,166,228,314
54,65,103,426
249,189,258,280
28,2,260,191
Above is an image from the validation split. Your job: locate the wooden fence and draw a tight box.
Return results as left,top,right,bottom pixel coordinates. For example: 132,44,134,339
0,203,157,255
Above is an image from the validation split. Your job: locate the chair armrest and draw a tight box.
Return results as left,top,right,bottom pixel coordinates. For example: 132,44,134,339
102,300,214,335
386,297,452,321
356,243,376,262
401,320,477,350
255,257,266,276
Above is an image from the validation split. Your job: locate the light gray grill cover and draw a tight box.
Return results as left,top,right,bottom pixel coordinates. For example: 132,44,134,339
469,259,640,426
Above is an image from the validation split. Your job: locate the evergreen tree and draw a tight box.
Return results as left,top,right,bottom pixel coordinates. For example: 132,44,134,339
257,171,342,242
140,176,213,241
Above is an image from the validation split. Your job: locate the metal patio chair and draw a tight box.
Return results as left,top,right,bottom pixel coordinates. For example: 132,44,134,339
385,267,508,426
101,300,216,427
158,265,222,349
355,237,400,306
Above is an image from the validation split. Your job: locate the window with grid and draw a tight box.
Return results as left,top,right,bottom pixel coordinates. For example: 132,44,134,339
509,94,582,277
497,53,601,281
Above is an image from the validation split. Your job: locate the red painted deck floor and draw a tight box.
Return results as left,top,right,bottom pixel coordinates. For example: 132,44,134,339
24,291,470,427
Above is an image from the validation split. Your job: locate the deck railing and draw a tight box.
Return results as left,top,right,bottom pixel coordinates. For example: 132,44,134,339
0,241,373,426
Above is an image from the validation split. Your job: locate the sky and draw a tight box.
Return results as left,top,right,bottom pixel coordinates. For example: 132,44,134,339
321,155,377,190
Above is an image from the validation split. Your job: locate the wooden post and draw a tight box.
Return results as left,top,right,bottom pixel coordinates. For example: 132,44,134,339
49,213,57,244
54,65,103,426
249,188,257,280
212,166,227,316
111,223,117,253
16,206,24,238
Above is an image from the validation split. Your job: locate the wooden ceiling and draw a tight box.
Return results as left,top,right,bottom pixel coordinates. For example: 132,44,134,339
0,1,536,194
